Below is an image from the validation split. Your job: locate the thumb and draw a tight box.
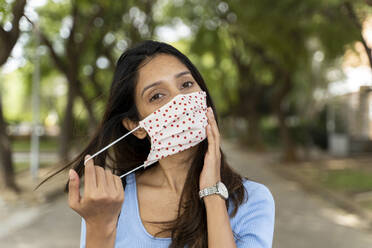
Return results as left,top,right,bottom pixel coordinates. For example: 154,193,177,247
68,169,81,211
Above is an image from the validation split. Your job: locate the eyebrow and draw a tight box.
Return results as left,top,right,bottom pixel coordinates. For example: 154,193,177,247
140,71,191,97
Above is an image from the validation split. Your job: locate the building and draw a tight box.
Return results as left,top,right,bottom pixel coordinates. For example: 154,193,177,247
327,86,372,156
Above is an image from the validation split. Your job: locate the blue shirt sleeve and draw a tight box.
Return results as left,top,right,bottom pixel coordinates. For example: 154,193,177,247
80,218,86,248
234,181,275,248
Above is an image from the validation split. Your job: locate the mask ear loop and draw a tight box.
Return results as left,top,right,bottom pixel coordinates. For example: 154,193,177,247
83,125,158,178
119,163,144,178
84,126,141,165
119,164,145,178
119,159,157,178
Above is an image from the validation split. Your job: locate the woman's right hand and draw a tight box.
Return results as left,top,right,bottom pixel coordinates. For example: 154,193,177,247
68,154,124,247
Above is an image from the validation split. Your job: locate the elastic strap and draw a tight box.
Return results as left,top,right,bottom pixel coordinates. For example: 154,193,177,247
119,159,158,178
119,163,145,178
84,126,141,165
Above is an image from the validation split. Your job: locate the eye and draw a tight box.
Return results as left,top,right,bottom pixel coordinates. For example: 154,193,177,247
182,81,194,88
149,93,164,102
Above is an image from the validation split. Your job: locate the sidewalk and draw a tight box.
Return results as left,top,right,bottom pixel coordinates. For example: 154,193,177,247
0,164,68,240
1,140,372,247
221,140,372,248
0,195,81,247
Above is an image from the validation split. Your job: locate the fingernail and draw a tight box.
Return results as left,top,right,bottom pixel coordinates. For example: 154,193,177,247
84,155,91,165
69,169,74,180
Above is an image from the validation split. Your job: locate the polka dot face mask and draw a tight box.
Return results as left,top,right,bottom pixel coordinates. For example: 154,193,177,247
84,91,208,178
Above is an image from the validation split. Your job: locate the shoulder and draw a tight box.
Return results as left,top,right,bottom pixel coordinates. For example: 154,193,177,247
230,178,275,223
229,178,275,247
235,178,276,221
241,178,275,209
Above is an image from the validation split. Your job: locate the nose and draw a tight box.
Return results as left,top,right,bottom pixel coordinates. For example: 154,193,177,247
168,87,183,100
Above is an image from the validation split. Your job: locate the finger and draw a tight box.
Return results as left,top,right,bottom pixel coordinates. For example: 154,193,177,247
68,169,81,211
206,108,216,142
206,123,215,155
208,108,220,152
95,165,107,189
114,175,124,200
105,168,115,191
84,155,97,192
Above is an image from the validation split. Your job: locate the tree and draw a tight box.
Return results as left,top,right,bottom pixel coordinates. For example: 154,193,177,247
165,0,360,161
26,0,157,161
0,0,27,192
344,1,372,70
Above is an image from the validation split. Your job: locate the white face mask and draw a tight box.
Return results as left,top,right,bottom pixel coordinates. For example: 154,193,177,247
84,91,208,178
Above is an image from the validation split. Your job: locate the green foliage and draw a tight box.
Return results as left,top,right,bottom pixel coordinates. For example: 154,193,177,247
0,0,14,25
2,0,371,152
2,70,30,122
163,0,364,150
14,0,160,132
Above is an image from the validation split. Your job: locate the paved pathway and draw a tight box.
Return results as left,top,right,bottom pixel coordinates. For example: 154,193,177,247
1,141,372,247
221,141,372,248
0,195,80,248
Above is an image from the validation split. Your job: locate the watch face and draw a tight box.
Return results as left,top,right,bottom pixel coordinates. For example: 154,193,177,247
217,182,229,199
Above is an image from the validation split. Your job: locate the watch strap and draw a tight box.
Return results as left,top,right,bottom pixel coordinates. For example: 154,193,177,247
199,184,218,199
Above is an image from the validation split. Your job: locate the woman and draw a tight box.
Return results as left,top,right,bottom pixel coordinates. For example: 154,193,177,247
64,40,274,247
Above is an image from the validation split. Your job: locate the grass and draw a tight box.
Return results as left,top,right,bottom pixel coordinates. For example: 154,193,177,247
360,200,372,210
284,159,372,213
14,162,52,173
11,138,58,152
318,169,372,194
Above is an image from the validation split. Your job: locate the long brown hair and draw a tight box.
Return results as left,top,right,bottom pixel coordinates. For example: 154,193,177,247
41,40,249,247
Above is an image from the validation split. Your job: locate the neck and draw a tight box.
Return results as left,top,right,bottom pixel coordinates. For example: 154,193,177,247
146,146,198,195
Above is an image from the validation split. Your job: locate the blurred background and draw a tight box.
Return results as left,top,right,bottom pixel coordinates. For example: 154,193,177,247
1,0,372,247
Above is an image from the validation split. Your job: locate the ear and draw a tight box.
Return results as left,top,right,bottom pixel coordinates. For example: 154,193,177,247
122,118,147,139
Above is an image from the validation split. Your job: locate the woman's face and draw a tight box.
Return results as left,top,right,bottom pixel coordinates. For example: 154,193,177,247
134,54,202,120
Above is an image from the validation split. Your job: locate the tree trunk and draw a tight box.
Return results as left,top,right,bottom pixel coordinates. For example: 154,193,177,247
245,102,265,150
272,77,297,162
275,103,297,162
0,95,19,192
58,82,76,161
231,48,265,149
0,0,27,192
75,80,98,134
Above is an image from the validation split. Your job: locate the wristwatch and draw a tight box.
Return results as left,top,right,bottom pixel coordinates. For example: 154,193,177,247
199,181,229,200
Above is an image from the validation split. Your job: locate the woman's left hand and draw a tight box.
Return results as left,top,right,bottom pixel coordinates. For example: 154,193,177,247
199,107,222,190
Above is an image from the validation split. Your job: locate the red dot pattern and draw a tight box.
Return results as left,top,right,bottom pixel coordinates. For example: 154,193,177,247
139,91,208,165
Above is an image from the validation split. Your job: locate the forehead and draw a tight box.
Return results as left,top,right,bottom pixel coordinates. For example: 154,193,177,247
136,54,189,91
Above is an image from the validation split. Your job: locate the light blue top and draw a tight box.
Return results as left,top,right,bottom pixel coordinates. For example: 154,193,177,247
80,172,275,247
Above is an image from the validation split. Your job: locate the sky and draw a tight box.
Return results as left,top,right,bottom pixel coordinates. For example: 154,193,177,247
328,66,372,96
